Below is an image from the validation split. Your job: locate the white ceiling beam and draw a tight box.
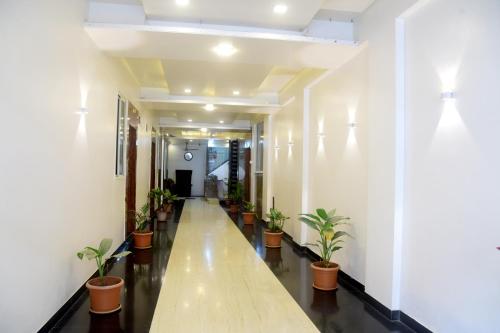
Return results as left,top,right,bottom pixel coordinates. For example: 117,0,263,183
84,19,357,45
159,121,251,130
140,95,282,108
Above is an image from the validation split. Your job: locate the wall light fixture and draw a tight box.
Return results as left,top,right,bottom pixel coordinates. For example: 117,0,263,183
440,91,456,100
76,107,88,115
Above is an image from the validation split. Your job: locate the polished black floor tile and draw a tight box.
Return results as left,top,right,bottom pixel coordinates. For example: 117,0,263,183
224,207,415,333
50,201,185,333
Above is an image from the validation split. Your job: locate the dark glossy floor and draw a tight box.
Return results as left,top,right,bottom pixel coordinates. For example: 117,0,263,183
223,206,414,333
51,200,185,333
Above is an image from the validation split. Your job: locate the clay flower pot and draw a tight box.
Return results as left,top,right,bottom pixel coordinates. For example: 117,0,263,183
311,262,340,291
166,203,173,214
230,204,239,214
86,276,124,314
157,209,167,222
264,230,283,248
132,231,153,249
242,212,255,225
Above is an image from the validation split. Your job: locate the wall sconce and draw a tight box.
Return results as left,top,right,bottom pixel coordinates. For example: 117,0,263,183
318,133,326,138
288,141,294,147
76,107,88,115
440,91,456,100
274,145,281,151
348,122,356,128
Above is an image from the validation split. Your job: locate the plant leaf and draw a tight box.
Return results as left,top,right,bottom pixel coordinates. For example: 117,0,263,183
112,251,131,259
316,208,328,220
98,239,113,256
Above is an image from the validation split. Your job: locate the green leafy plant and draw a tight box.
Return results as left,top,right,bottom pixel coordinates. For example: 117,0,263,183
149,188,171,209
243,201,255,213
164,189,178,204
266,208,289,233
299,208,350,268
229,182,244,203
133,203,150,232
77,239,131,280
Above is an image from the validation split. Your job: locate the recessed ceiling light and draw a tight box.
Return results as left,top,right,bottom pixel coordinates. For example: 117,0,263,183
187,119,193,122
203,104,216,112
219,120,224,124
184,88,192,94
233,90,240,96
200,128,208,133
176,0,189,7
273,3,288,14
212,42,238,57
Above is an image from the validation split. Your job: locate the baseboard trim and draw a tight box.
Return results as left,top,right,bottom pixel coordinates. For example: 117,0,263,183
255,218,432,333
38,234,134,333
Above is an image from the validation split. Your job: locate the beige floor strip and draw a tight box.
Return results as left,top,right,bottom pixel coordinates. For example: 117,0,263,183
150,198,319,333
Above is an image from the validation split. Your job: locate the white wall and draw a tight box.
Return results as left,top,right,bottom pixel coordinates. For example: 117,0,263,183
168,141,207,197
307,51,369,284
356,0,417,309
269,70,323,239
401,0,500,331
0,1,154,331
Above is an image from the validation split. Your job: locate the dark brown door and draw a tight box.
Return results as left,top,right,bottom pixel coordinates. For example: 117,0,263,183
244,148,251,202
176,170,192,197
125,124,137,234
149,137,156,216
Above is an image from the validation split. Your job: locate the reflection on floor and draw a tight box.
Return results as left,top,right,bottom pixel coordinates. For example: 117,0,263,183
50,200,184,333
223,205,415,333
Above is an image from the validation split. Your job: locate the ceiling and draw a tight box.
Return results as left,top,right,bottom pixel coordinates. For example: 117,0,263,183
87,0,374,128
143,0,324,30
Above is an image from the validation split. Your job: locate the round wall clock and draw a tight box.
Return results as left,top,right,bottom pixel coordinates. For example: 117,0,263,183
184,152,193,161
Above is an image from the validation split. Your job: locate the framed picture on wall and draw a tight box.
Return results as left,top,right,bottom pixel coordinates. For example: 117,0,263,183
115,95,127,176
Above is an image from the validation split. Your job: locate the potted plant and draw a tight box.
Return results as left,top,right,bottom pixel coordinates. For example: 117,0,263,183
299,208,350,291
264,208,289,248
164,190,178,214
149,188,167,222
77,239,131,314
132,203,153,249
229,183,243,213
242,201,256,225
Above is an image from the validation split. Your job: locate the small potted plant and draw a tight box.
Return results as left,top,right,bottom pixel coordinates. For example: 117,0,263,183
132,203,153,249
264,208,289,248
242,201,256,225
77,239,131,314
299,208,350,291
149,188,167,222
229,183,243,213
164,190,178,214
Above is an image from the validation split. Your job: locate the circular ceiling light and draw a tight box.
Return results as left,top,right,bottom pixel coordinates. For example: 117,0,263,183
187,119,193,122
233,90,240,96
176,0,190,7
273,3,288,14
203,104,216,112
184,88,192,94
219,120,224,124
212,42,238,57
200,128,208,133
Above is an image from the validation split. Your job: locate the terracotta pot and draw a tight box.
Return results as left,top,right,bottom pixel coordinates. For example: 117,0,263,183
242,212,255,225
166,203,173,214
132,231,153,249
86,276,124,314
264,230,283,248
230,204,239,213
133,248,153,265
311,262,340,291
157,210,167,222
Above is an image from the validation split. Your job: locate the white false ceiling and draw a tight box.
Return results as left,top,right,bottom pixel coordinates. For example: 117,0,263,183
321,0,376,12
86,27,360,69
142,0,324,30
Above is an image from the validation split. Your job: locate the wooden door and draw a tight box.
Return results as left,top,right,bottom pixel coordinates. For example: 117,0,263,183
125,124,137,234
